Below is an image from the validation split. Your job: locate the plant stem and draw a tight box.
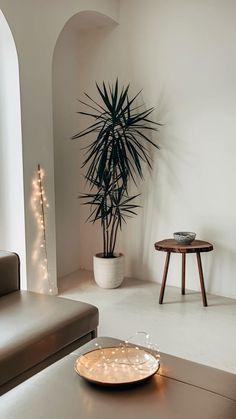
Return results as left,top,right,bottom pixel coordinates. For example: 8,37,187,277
109,211,117,256
102,220,106,257
111,218,119,255
105,215,109,257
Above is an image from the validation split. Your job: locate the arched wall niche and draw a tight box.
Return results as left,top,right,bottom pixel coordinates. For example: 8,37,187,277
0,1,119,295
53,10,125,278
0,9,26,288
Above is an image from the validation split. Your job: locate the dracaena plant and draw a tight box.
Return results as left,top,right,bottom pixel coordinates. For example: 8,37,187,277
72,79,160,258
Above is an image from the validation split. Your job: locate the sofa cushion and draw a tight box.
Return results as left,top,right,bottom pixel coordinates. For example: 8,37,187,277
0,291,98,386
0,252,20,297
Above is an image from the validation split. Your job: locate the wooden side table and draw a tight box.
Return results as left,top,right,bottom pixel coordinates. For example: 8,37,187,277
154,239,213,306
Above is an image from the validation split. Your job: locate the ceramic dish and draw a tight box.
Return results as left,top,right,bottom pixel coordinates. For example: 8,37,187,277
74,346,160,386
173,231,196,245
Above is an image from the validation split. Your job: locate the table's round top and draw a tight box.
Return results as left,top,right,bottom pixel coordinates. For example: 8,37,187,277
154,239,213,254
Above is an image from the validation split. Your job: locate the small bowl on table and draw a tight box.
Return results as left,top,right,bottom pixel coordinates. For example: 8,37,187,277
173,232,196,245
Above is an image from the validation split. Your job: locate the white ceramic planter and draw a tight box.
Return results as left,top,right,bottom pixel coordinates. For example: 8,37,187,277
93,253,124,289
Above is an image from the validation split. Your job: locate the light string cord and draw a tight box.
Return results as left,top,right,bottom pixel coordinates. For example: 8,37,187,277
81,332,160,372
36,164,52,293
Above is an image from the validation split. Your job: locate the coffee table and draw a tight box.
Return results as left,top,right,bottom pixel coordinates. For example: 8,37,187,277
0,337,235,419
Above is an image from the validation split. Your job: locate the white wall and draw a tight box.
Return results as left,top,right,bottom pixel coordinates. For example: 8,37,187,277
119,0,236,299
0,0,119,293
54,0,236,299
53,12,131,277
0,11,27,288
1,0,235,299
53,21,81,278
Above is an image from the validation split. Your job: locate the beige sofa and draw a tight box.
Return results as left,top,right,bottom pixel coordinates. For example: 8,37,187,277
0,251,98,395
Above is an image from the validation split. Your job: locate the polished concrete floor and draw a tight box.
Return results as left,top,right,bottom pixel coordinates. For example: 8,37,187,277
58,270,236,374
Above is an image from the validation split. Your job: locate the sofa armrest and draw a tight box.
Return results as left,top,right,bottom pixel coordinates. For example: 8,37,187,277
0,251,20,296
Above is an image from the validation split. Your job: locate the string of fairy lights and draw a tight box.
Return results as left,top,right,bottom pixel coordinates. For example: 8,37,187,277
31,164,53,293
75,332,160,383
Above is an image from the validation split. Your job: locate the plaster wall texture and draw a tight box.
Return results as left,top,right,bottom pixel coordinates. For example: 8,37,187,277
0,11,26,288
119,0,236,299
0,0,119,293
1,0,236,299
55,0,236,299
53,12,130,278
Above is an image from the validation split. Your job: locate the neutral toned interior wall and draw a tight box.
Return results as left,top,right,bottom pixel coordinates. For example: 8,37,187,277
53,23,81,278
1,0,235,299
54,0,236,299
53,13,131,277
0,0,119,293
119,0,236,299
0,11,26,288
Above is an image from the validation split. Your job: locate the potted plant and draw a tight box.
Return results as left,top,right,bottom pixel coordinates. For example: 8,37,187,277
72,80,160,288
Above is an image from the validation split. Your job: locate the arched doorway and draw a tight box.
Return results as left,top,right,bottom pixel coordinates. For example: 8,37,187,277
53,11,119,279
0,10,26,288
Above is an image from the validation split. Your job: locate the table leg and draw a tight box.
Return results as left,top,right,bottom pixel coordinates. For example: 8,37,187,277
182,253,186,295
196,252,208,307
159,252,171,304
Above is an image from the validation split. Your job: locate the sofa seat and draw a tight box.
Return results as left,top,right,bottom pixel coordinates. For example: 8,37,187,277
0,290,98,388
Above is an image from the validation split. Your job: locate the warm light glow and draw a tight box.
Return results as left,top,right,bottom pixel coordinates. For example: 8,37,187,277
75,333,160,385
31,163,53,294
